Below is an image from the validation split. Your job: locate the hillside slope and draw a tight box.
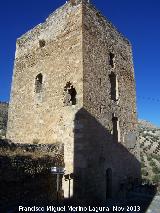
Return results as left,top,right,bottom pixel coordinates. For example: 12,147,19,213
139,120,160,183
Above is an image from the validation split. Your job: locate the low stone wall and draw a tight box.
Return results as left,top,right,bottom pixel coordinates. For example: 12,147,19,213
0,139,64,211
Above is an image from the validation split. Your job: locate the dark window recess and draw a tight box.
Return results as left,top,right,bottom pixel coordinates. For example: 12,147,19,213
39,40,45,48
112,115,119,142
64,82,77,106
109,72,117,101
109,52,115,68
35,73,43,93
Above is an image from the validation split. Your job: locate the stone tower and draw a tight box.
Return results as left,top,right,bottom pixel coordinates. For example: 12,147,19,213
7,0,140,201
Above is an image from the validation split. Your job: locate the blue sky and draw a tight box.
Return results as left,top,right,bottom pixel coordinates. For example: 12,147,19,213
0,0,160,126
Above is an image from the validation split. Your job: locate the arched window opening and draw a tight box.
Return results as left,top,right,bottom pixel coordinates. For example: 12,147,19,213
112,114,120,142
109,72,118,101
109,52,115,68
64,82,77,106
35,73,43,93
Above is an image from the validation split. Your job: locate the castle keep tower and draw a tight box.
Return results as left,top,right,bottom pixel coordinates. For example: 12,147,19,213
7,0,140,201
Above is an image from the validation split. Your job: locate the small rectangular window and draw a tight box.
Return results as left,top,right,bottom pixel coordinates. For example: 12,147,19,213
109,52,115,68
109,72,119,101
112,115,120,142
35,73,43,93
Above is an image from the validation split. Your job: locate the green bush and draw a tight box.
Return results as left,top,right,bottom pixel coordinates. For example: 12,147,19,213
0,129,6,136
149,160,156,167
152,166,160,174
154,155,160,161
153,174,160,183
147,155,152,161
141,168,148,176
141,161,145,168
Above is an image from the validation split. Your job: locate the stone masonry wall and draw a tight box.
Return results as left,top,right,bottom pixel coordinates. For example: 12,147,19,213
72,1,140,200
0,102,8,136
83,2,137,148
7,1,83,145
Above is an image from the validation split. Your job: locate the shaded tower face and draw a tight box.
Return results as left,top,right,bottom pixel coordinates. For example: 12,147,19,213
7,0,140,201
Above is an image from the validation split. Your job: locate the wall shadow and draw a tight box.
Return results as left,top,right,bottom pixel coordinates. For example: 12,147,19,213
70,107,157,211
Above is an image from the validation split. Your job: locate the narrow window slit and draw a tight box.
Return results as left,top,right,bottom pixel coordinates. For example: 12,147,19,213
35,73,43,93
109,72,118,101
112,114,120,142
109,52,115,68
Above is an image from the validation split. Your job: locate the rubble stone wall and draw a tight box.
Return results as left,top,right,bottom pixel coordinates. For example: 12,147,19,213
74,1,140,200
0,102,8,135
7,2,83,146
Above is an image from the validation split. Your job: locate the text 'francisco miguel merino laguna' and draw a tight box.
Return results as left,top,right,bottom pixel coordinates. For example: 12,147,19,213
19,206,111,212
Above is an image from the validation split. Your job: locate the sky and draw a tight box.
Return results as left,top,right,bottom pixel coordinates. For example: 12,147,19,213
0,0,160,126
